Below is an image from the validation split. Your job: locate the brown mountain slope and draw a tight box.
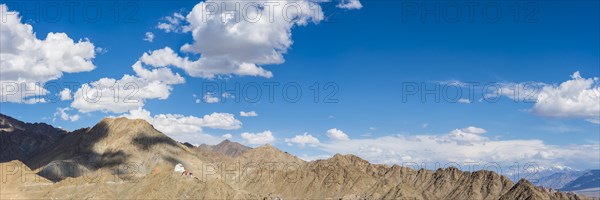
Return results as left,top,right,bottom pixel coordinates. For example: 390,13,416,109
0,113,66,162
500,179,583,200
26,117,205,182
227,153,525,199
198,139,251,157
0,116,589,199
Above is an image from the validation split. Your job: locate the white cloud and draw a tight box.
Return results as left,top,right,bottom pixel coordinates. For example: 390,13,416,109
95,47,108,55
495,71,600,124
421,123,429,128
495,82,547,102
53,107,80,122
139,47,185,68
285,132,320,147
240,111,258,117
326,128,349,141
241,130,275,145
144,32,154,42
132,61,185,84
457,98,471,104
71,59,185,114
157,12,188,33
446,126,488,145
59,88,72,101
318,126,600,169
222,133,233,139
0,4,96,103
222,92,234,99
199,112,241,130
459,126,487,134
298,154,331,162
532,71,599,122
148,0,361,78
121,108,240,145
337,0,363,9
203,93,219,103
586,118,600,124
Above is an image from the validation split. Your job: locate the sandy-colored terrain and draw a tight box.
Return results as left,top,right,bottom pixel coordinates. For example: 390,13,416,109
0,117,589,199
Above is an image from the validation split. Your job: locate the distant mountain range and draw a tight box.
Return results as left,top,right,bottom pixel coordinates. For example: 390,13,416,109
561,170,600,191
517,166,600,198
0,113,592,199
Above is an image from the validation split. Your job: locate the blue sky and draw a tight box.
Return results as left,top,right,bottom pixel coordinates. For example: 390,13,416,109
1,0,599,172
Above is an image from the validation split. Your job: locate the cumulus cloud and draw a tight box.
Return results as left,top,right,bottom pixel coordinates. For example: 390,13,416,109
148,0,361,78
59,88,72,101
318,126,599,169
157,12,188,33
203,93,220,103
532,72,599,122
240,111,258,117
241,130,275,145
199,112,242,130
121,108,240,145
326,128,349,141
285,132,320,147
71,60,185,113
0,4,96,103
445,126,488,145
53,107,80,122
496,71,600,123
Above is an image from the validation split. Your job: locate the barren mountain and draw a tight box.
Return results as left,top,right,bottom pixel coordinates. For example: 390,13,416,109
198,139,251,157
0,116,589,199
500,179,582,200
561,170,600,191
26,117,204,182
0,114,66,162
535,170,587,190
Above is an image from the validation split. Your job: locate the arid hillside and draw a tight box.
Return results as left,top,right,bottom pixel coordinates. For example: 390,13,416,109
0,115,588,199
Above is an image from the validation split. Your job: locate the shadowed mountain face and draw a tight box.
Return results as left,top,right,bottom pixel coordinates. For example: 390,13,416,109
0,115,589,199
531,170,586,189
198,139,251,157
0,114,66,162
26,117,201,182
526,168,600,197
561,170,600,191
